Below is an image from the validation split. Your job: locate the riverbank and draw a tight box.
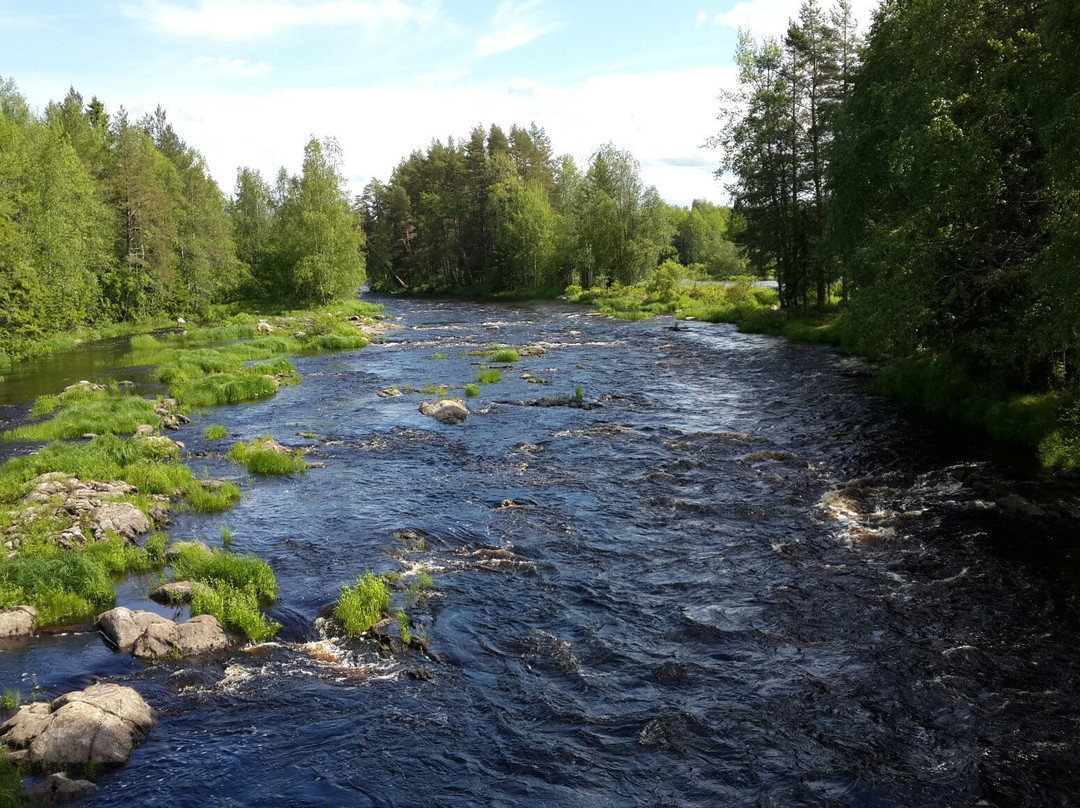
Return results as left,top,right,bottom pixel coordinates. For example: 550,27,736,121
563,280,1080,472
0,296,392,802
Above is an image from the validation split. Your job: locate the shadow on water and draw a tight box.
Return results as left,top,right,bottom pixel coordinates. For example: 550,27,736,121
2,296,1079,807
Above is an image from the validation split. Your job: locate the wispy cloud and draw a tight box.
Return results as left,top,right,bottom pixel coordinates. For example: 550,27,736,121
475,0,562,60
695,10,709,27
192,56,273,76
125,0,439,40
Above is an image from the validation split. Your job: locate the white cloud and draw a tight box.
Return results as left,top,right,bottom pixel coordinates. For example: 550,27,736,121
192,56,272,76
125,0,439,39
129,65,736,206
713,0,880,38
695,10,709,27
475,0,562,59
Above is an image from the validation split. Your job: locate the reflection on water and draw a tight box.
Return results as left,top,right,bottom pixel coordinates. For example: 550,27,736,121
1,296,1079,807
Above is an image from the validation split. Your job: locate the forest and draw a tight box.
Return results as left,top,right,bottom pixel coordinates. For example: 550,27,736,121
2,0,1080,465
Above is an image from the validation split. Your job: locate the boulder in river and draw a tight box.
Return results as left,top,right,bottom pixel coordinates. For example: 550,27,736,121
97,607,229,659
0,606,36,638
149,581,195,605
26,772,99,806
419,399,468,425
0,683,153,770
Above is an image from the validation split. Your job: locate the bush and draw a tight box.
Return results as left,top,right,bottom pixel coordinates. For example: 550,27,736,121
334,572,390,637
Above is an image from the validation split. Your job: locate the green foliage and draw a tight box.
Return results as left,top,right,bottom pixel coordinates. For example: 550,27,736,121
170,545,277,603
4,394,160,442
190,581,279,643
0,553,115,624
205,424,227,440
334,572,390,637
0,753,26,808
477,369,502,384
396,608,411,645
227,436,307,476
464,383,481,397
491,348,520,362
170,367,289,409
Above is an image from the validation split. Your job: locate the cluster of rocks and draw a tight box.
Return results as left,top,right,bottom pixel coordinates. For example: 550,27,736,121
951,465,1080,521
153,398,190,431
97,606,230,661
1,682,154,797
4,472,166,554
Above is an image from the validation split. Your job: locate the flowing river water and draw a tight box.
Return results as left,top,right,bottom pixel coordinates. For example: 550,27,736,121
2,296,1079,807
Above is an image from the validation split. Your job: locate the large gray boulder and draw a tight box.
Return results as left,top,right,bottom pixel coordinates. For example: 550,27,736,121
419,399,468,425
0,683,153,770
97,607,229,660
0,606,36,638
97,607,171,652
131,614,229,660
90,502,151,541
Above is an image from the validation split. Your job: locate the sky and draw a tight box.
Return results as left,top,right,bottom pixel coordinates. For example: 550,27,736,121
0,0,880,206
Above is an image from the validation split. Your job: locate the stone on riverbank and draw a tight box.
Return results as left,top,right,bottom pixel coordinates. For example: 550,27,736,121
0,683,153,770
0,606,36,637
419,399,468,425
90,502,151,541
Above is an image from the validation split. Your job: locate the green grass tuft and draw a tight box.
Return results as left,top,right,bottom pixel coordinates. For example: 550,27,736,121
169,545,277,603
226,436,307,476
492,348,520,362
205,424,227,440
464,383,480,397
4,395,160,442
190,581,279,643
334,572,390,637
477,369,501,385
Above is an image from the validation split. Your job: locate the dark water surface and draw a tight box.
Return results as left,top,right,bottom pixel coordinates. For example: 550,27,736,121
2,296,1079,807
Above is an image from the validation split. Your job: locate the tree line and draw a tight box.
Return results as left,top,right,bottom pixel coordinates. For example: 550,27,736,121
359,123,744,293
718,0,1080,395
0,80,363,360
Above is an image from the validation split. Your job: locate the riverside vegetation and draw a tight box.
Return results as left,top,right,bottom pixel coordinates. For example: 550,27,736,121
0,300,384,641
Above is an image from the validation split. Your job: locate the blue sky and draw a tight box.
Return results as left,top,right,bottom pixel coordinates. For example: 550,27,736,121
0,0,878,204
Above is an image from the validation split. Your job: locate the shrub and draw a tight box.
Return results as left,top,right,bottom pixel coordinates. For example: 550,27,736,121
334,572,390,637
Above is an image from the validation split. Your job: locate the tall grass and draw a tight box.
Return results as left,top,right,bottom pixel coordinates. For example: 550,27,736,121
226,436,307,476
477,369,501,385
4,395,160,442
334,572,390,637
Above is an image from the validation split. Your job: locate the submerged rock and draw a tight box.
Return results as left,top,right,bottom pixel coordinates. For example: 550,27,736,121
26,772,98,806
148,581,195,605
0,683,153,770
0,606,36,638
419,399,469,425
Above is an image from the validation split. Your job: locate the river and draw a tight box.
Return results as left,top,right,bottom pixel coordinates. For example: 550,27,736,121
1,295,1079,807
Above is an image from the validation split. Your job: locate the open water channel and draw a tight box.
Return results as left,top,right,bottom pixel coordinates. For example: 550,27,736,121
1,295,1079,807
